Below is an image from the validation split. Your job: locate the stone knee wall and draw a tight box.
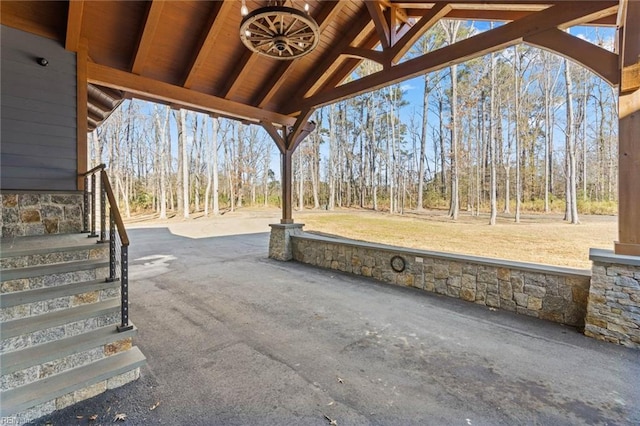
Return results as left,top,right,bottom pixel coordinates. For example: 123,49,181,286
291,234,591,327
1,193,83,238
586,249,640,349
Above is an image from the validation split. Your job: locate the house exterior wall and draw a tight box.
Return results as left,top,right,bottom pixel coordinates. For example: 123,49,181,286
1,25,78,192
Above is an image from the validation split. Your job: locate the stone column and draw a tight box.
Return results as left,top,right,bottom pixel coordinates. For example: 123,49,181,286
586,249,640,349
269,223,304,261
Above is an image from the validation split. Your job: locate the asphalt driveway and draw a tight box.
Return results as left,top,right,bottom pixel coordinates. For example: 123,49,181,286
30,224,640,425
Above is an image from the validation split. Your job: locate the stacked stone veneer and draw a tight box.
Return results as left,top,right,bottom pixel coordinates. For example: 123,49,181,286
1,242,141,424
291,233,591,327
586,249,640,349
1,193,83,238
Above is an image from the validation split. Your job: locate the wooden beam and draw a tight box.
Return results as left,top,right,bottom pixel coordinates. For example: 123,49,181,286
366,1,391,49
253,1,346,108
615,0,640,256
524,28,619,87
220,50,259,99
261,122,286,154
315,32,383,99
391,3,452,63
621,63,640,93
87,63,296,126
65,0,84,51
294,1,619,112
183,0,235,89
76,40,88,190
342,46,388,65
288,12,373,102
131,1,164,75
289,111,316,152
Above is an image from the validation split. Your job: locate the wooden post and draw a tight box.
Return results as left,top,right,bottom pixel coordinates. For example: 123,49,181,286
615,0,640,256
281,149,294,224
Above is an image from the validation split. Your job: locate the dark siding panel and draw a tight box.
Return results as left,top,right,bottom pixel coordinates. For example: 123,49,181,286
1,154,77,170
2,94,76,118
1,178,75,191
2,108,76,129
1,166,77,180
0,131,79,149
0,25,78,191
1,142,76,158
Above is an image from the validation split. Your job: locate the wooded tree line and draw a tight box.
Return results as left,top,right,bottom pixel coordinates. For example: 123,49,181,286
92,21,618,224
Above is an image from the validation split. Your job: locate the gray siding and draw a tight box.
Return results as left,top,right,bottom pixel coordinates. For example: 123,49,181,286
1,25,78,191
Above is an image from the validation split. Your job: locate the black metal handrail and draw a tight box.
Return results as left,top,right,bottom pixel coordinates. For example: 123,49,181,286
80,165,132,332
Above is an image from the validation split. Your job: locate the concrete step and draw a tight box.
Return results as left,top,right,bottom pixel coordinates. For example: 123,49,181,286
1,324,137,376
0,346,146,417
1,260,110,294
1,299,120,342
1,259,109,282
1,278,119,309
0,236,108,270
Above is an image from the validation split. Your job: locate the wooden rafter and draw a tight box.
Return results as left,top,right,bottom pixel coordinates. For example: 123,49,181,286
65,0,84,51
131,1,164,75
252,0,346,108
182,0,235,89
391,3,452,62
318,31,383,96
87,63,296,127
524,28,619,87
292,1,619,112
220,50,259,99
289,12,374,102
366,1,391,49
307,2,450,103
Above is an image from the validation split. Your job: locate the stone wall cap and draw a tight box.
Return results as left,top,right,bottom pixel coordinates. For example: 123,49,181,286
269,223,305,229
293,232,591,277
589,248,640,267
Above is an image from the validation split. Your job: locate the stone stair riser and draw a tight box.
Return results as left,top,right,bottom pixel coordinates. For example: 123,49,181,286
1,311,120,352
1,267,110,293
13,367,141,424
1,287,120,322
0,247,109,269
1,337,132,391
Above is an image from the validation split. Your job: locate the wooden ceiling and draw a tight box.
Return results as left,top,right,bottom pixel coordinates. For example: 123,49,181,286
1,0,621,133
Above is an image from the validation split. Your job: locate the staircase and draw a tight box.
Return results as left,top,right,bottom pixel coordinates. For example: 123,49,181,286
0,233,145,424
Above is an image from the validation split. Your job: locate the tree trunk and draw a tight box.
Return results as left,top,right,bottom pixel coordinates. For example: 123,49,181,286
489,51,497,226
564,58,579,224
514,46,522,223
417,74,429,211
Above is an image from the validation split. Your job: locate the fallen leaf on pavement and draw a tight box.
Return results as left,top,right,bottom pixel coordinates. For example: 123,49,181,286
327,401,334,406
337,377,344,384
149,401,161,411
114,413,127,422
76,415,84,419
324,414,338,425
89,414,98,421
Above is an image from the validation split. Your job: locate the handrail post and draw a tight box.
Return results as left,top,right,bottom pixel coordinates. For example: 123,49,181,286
99,180,107,243
117,245,133,332
89,173,98,238
82,175,89,233
108,211,117,282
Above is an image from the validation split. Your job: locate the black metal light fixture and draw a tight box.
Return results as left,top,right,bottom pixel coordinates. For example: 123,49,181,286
239,0,319,60
36,57,48,66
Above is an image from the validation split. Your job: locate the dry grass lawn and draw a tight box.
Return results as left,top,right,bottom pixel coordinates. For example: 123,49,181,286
296,208,617,270
126,207,617,270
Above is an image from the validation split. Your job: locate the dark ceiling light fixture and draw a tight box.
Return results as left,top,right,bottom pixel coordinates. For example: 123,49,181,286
239,0,319,60
36,57,49,66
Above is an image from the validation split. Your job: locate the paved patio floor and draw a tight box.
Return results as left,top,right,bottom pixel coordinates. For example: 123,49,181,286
32,223,640,425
